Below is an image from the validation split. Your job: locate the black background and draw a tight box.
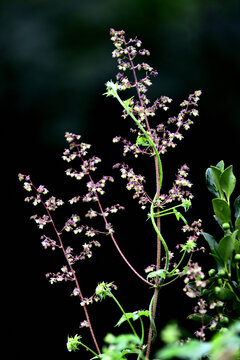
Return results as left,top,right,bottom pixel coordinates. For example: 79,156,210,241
5,0,240,357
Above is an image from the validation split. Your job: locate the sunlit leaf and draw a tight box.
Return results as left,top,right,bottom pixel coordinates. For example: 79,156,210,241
205,167,220,198
212,198,231,224
220,165,236,201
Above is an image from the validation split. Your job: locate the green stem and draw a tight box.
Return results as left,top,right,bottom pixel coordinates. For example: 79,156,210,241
139,316,145,345
109,293,138,337
150,195,169,272
148,293,157,344
79,341,102,359
113,90,163,192
154,203,187,216
168,250,187,276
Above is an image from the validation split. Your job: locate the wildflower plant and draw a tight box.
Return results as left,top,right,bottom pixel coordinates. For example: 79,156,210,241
18,28,212,359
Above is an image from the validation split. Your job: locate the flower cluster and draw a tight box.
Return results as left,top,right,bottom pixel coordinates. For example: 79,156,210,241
109,29,201,161
40,235,59,250
113,163,149,209
83,176,114,201
72,282,118,308
110,28,157,98
19,173,64,212
46,266,74,284
184,264,228,340
160,165,194,206
63,132,91,160
180,220,203,253
18,171,103,288
183,261,207,298
85,204,125,219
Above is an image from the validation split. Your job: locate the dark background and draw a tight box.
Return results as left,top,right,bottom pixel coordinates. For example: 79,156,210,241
5,0,239,357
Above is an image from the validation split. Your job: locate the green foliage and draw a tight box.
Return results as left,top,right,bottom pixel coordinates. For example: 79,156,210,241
116,310,149,327
136,135,151,147
155,321,240,360
160,322,181,344
156,340,211,360
206,161,236,204
199,161,240,329
92,333,142,360
147,269,166,281
212,198,231,224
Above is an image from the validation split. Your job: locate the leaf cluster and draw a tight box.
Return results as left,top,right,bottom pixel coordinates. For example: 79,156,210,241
191,161,240,331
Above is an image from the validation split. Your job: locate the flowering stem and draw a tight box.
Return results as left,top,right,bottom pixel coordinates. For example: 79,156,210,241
110,85,163,192
168,250,187,276
29,180,101,355
107,83,165,359
74,140,152,287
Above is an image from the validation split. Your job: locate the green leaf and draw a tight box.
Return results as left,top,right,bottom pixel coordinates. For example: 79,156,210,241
155,340,211,360
187,313,213,325
173,208,188,225
215,287,234,300
202,232,218,252
232,228,240,252
218,235,234,266
235,216,240,238
160,322,181,344
136,135,150,147
220,165,236,201
123,96,134,109
234,195,240,219
205,167,220,198
115,310,149,327
212,198,231,224
216,160,225,172
210,166,223,197
147,269,166,280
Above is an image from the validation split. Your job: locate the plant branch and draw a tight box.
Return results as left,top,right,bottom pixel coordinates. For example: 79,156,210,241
29,180,101,355
74,141,152,287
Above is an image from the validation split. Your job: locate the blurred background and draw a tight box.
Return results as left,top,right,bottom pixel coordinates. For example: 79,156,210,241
5,0,239,357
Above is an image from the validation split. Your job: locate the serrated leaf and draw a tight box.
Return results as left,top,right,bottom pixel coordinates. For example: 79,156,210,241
212,198,231,224
234,195,240,219
218,235,234,266
220,165,236,201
